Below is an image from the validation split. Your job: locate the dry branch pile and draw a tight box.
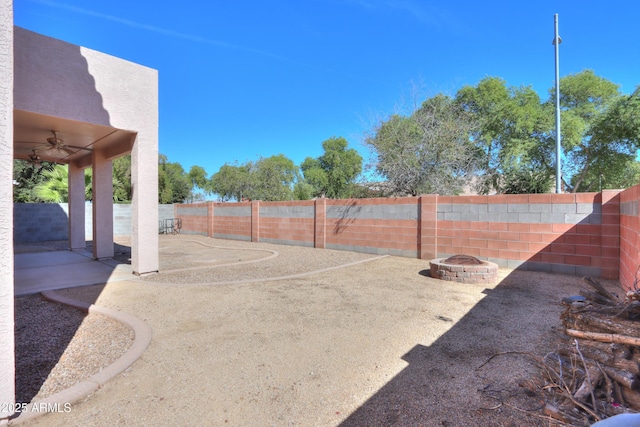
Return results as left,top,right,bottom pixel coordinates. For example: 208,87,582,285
539,276,640,425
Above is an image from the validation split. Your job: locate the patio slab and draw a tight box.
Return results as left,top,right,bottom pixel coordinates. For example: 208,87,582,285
14,250,134,297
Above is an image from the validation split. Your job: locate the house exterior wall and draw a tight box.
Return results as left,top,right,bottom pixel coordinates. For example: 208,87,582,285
13,27,159,274
0,0,14,419
176,192,623,280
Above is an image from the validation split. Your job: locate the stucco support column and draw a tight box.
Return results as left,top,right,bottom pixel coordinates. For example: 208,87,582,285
251,200,260,243
314,197,326,249
131,132,158,275
208,202,214,238
68,160,86,250
92,149,114,259
0,1,14,421
418,194,438,260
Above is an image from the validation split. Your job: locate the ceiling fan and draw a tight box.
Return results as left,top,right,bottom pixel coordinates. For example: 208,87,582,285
27,149,42,167
43,130,92,155
18,130,93,157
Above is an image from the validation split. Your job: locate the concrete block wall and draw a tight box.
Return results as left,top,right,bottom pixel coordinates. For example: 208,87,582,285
175,204,209,236
325,198,420,256
175,191,625,279
436,192,620,279
620,184,640,289
259,200,315,247
14,203,69,242
211,202,252,241
14,203,175,242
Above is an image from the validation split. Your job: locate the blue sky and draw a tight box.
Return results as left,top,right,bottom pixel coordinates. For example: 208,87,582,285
15,0,640,181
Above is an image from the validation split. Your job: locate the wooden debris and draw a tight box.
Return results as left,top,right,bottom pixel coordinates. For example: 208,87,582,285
537,276,640,424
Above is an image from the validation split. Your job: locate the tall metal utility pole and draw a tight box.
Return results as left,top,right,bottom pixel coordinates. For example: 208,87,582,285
553,14,562,193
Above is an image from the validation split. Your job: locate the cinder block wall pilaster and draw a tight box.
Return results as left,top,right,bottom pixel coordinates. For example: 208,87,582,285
418,194,438,260
619,184,640,289
251,200,260,243
315,198,326,249
207,202,214,238
600,190,621,280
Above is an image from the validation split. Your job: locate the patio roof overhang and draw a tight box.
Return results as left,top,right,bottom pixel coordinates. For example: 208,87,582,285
14,110,136,169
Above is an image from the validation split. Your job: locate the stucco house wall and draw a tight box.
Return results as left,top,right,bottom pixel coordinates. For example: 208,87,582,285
0,0,14,418
2,14,160,421
13,26,159,273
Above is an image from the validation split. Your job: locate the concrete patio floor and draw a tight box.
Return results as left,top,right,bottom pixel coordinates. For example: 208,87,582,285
14,248,134,297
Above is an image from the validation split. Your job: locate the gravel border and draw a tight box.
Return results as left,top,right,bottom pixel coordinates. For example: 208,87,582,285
11,291,152,425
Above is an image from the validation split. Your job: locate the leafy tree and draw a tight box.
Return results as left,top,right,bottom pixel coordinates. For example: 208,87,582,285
210,162,253,201
188,165,211,200
33,165,92,202
300,137,363,198
13,160,56,202
113,155,132,203
500,166,554,194
616,159,640,189
211,155,299,201
455,77,552,194
158,154,192,203
249,154,298,201
536,70,640,193
292,181,315,200
365,94,479,196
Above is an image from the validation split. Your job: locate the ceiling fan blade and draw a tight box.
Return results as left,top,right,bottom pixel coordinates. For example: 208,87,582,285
65,144,92,151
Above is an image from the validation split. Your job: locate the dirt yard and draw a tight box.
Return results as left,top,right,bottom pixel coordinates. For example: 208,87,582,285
14,236,599,426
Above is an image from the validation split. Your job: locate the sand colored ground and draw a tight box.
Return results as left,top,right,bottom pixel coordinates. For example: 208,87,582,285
14,235,588,426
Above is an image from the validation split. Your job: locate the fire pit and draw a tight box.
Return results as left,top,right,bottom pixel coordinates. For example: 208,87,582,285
429,254,498,284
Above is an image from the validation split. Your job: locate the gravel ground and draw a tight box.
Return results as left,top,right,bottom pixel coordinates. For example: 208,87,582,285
14,295,134,404
13,235,594,426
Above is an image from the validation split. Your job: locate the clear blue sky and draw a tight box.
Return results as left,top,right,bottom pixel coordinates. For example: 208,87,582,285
15,0,640,181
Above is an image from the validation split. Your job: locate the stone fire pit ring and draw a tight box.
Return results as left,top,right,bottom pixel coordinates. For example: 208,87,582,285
429,254,498,284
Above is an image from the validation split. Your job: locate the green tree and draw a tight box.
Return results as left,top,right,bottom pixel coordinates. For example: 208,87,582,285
292,181,315,200
551,70,628,192
455,77,552,194
500,167,554,194
300,137,362,198
158,154,192,203
13,159,56,202
250,154,299,201
210,162,253,201
33,165,92,202
188,165,211,200
365,94,479,196
113,155,132,203
211,155,299,201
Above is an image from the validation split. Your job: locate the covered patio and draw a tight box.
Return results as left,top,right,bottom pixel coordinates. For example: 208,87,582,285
1,8,159,422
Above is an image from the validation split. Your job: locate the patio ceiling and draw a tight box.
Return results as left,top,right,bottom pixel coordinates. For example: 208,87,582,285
14,110,137,169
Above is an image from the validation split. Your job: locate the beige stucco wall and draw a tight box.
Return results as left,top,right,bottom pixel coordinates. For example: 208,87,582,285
14,27,159,274
0,0,14,420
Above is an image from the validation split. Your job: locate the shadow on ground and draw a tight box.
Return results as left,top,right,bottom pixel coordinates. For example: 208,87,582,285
340,269,579,426
13,240,128,404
